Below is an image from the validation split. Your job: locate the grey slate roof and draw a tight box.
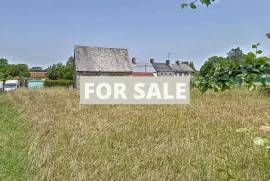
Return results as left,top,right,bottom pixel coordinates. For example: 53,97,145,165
171,64,194,73
74,46,132,72
152,63,194,73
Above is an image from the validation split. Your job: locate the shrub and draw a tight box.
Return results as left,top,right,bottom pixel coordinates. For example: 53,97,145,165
44,79,74,87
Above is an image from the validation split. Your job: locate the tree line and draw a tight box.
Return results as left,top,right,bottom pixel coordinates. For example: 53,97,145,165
0,58,30,80
0,57,74,81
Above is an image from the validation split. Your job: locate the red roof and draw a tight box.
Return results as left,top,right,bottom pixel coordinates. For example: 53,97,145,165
30,72,48,78
132,72,153,77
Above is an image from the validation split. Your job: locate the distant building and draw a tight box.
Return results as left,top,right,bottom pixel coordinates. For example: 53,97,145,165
151,60,194,77
30,72,48,79
74,46,132,88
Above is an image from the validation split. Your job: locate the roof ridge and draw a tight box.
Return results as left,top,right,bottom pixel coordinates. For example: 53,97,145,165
75,45,128,50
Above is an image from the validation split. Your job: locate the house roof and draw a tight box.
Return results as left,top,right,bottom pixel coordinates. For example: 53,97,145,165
30,72,48,78
171,64,194,73
74,46,132,72
152,63,194,73
152,63,173,72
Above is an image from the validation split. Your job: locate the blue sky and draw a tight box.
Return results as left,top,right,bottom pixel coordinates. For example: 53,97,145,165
0,0,269,70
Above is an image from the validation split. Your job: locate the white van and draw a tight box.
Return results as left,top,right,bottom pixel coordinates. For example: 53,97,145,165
4,80,20,92
0,81,3,91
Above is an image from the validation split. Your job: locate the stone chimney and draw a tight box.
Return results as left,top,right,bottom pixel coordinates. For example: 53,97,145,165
166,60,170,65
132,57,137,64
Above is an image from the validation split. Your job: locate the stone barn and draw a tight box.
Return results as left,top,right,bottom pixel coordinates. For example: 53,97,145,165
74,46,132,88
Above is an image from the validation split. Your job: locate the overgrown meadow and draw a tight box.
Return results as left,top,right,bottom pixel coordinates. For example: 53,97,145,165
1,88,269,180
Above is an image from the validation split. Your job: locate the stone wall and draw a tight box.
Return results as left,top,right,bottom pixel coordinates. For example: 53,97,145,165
74,71,132,89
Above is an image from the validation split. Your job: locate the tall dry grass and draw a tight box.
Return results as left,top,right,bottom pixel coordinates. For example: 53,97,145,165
9,88,270,180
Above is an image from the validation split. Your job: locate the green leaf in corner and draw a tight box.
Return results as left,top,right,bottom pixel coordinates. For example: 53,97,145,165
256,50,263,54
266,33,270,39
200,0,206,3
190,3,197,9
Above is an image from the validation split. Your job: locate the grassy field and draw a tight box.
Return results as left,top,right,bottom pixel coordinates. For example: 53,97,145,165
0,93,30,180
4,88,270,180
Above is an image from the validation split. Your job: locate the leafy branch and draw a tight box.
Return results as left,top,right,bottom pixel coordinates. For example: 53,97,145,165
194,44,270,93
181,0,215,9
266,33,270,39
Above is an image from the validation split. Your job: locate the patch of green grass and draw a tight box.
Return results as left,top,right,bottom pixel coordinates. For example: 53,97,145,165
0,92,31,180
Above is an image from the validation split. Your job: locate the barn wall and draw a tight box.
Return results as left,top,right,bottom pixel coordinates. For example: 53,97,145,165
74,71,132,89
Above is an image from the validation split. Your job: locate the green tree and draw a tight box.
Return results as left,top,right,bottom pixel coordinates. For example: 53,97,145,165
0,58,8,80
47,57,74,80
0,58,30,79
47,63,66,80
200,56,233,76
20,64,31,78
12,64,30,78
63,56,74,80
0,58,8,68
227,47,245,64
181,61,196,71
0,62,30,80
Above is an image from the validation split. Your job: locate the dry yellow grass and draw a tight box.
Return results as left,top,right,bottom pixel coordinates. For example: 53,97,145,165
9,88,270,180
